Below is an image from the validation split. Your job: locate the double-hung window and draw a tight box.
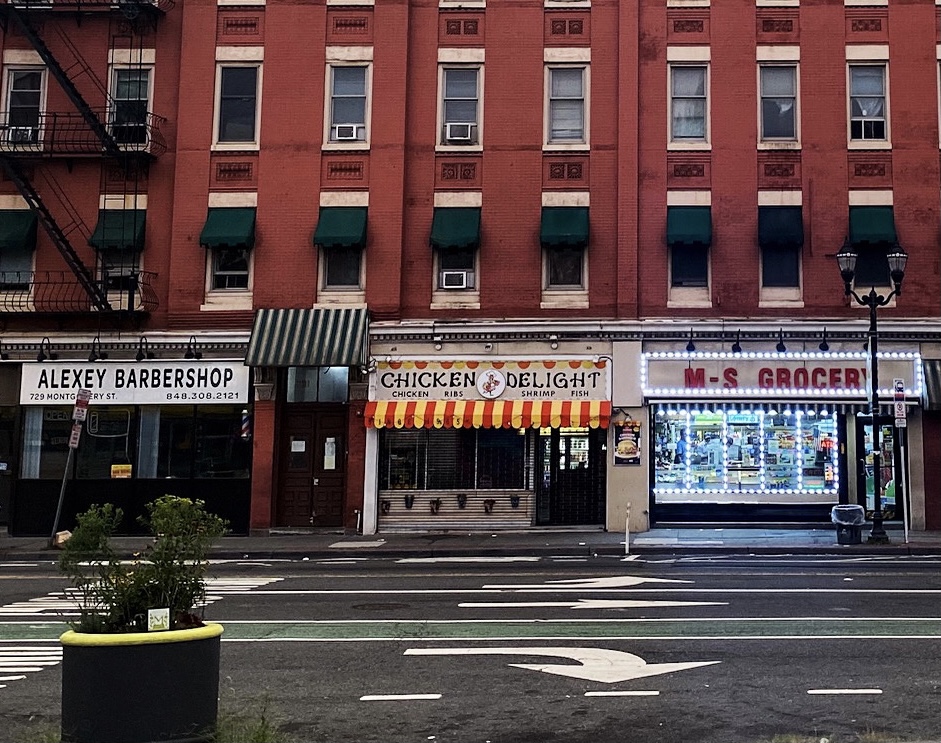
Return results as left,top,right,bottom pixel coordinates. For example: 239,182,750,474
217,66,259,144
849,64,886,141
441,68,479,145
760,65,797,141
329,66,367,142
670,65,707,142
547,67,586,143
5,69,43,145
110,68,151,146
212,249,250,290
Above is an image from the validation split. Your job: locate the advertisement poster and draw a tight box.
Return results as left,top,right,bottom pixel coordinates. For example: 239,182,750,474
613,422,642,466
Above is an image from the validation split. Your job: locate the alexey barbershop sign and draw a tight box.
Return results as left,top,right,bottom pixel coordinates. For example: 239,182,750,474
375,360,610,401
641,352,922,398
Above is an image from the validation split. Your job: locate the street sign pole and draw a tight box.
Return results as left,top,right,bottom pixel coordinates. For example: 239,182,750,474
891,378,909,543
48,389,91,549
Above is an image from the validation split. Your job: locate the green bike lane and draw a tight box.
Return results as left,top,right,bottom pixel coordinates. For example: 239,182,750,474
5,617,941,642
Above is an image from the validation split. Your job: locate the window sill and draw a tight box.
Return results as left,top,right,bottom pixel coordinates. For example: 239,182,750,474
667,141,711,152
757,141,801,151
668,286,711,308
201,292,253,311
847,140,891,151
540,290,589,310
543,143,590,153
211,142,260,152
436,143,483,154
322,141,370,152
758,298,804,308
317,290,366,305
439,0,486,7
545,0,590,6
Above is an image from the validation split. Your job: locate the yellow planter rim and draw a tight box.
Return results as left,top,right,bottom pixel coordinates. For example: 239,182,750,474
60,622,223,647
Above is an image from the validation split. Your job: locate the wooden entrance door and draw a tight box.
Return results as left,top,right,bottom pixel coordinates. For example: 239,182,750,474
277,405,348,527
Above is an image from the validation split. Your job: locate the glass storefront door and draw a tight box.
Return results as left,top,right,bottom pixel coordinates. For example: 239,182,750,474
855,415,904,521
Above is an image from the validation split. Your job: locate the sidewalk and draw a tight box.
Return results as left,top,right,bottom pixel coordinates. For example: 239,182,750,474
3,525,941,561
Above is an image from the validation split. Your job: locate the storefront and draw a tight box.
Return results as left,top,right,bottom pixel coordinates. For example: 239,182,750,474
641,349,923,524
9,360,252,536
363,359,611,531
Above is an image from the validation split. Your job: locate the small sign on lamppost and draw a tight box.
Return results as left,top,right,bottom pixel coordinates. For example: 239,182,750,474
893,378,907,429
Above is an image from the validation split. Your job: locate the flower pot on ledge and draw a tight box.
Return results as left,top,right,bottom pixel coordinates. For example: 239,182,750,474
60,623,223,743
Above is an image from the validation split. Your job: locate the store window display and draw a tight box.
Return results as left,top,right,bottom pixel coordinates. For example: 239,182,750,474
654,407,839,496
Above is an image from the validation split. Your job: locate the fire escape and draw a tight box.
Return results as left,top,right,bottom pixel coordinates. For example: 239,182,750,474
0,0,172,315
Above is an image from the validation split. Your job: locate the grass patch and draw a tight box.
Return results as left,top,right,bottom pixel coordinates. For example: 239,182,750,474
214,697,294,743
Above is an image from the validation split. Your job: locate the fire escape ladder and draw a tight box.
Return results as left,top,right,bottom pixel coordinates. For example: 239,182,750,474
0,156,111,311
7,6,122,157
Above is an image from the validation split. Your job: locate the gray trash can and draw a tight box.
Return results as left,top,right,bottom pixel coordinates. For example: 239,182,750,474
831,504,865,545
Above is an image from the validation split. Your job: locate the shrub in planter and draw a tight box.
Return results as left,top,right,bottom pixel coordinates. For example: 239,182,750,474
58,496,227,743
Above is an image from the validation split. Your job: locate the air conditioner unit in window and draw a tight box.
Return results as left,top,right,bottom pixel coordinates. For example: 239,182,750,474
441,270,469,290
7,127,38,145
332,124,362,141
445,122,474,143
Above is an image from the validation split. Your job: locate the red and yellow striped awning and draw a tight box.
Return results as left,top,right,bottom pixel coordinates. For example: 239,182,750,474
364,400,611,429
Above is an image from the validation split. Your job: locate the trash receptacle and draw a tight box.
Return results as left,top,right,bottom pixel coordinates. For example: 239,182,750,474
831,504,865,545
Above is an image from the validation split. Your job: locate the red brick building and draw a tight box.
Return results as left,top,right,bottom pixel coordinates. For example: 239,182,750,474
1,0,940,537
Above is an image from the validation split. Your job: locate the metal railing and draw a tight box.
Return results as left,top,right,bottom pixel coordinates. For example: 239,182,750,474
0,270,157,313
0,111,166,158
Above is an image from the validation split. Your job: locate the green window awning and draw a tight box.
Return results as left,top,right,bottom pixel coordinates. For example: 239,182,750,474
758,206,804,247
430,207,480,250
313,207,367,249
667,206,711,247
199,207,256,250
849,206,897,245
540,207,589,248
0,210,37,252
88,210,146,252
245,307,369,367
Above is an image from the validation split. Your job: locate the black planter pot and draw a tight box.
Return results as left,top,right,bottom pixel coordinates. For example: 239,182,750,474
60,623,223,743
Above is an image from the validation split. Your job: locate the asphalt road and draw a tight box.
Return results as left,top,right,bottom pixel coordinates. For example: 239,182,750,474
3,553,941,743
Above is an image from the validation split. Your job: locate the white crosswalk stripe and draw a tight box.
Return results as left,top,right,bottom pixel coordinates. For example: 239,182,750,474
0,646,63,688
0,577,282,691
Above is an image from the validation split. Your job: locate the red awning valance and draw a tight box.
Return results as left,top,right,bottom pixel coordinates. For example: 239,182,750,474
364,400,611,429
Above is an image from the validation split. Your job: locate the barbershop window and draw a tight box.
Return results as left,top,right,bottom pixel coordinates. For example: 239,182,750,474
379,428,527,491
21,405,250,480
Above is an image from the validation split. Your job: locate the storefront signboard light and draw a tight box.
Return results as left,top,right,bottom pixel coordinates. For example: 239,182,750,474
19,361,250,405
374,360,609,401
641,351,922,399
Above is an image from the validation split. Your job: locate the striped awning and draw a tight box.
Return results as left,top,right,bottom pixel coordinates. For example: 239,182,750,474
365,400,611,429
245,308,368,367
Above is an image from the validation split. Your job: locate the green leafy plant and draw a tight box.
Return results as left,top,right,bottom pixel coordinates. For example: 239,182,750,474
59,496,227,633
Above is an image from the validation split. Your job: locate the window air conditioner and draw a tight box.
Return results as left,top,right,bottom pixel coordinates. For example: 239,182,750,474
445,122,474,143
8,127,38,144
332,124,362,141
441,270,469,289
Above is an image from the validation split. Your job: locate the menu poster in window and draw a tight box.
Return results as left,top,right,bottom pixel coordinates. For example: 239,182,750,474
613,422,642,466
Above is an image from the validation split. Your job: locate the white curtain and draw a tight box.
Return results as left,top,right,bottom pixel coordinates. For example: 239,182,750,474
21,407,42,478
672,67,706,138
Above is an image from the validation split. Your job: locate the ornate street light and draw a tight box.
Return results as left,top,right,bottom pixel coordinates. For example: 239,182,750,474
836,240,908,543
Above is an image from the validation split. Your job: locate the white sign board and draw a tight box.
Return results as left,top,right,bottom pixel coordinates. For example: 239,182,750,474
20,362,250,405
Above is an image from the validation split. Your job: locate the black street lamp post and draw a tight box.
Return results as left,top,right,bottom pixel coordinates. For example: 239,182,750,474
836,241,908,544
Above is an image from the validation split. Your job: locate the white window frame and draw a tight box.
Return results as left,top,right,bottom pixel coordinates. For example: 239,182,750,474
437,65,482,150
317,245,366,303
668,63,710,149
847,61,890,149
108,64,154,151
212,62,263,151
666,192,712,308
323,50,373,152
1,66,46,150
327,64,370,144
544,64,589,151
758,63,800,148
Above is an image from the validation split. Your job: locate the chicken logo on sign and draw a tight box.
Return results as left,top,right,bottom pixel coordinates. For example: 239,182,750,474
477,369,506,399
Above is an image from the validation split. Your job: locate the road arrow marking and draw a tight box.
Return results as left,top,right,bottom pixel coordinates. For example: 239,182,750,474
483,576,691,590
404,647,719,683
459,599,727,610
